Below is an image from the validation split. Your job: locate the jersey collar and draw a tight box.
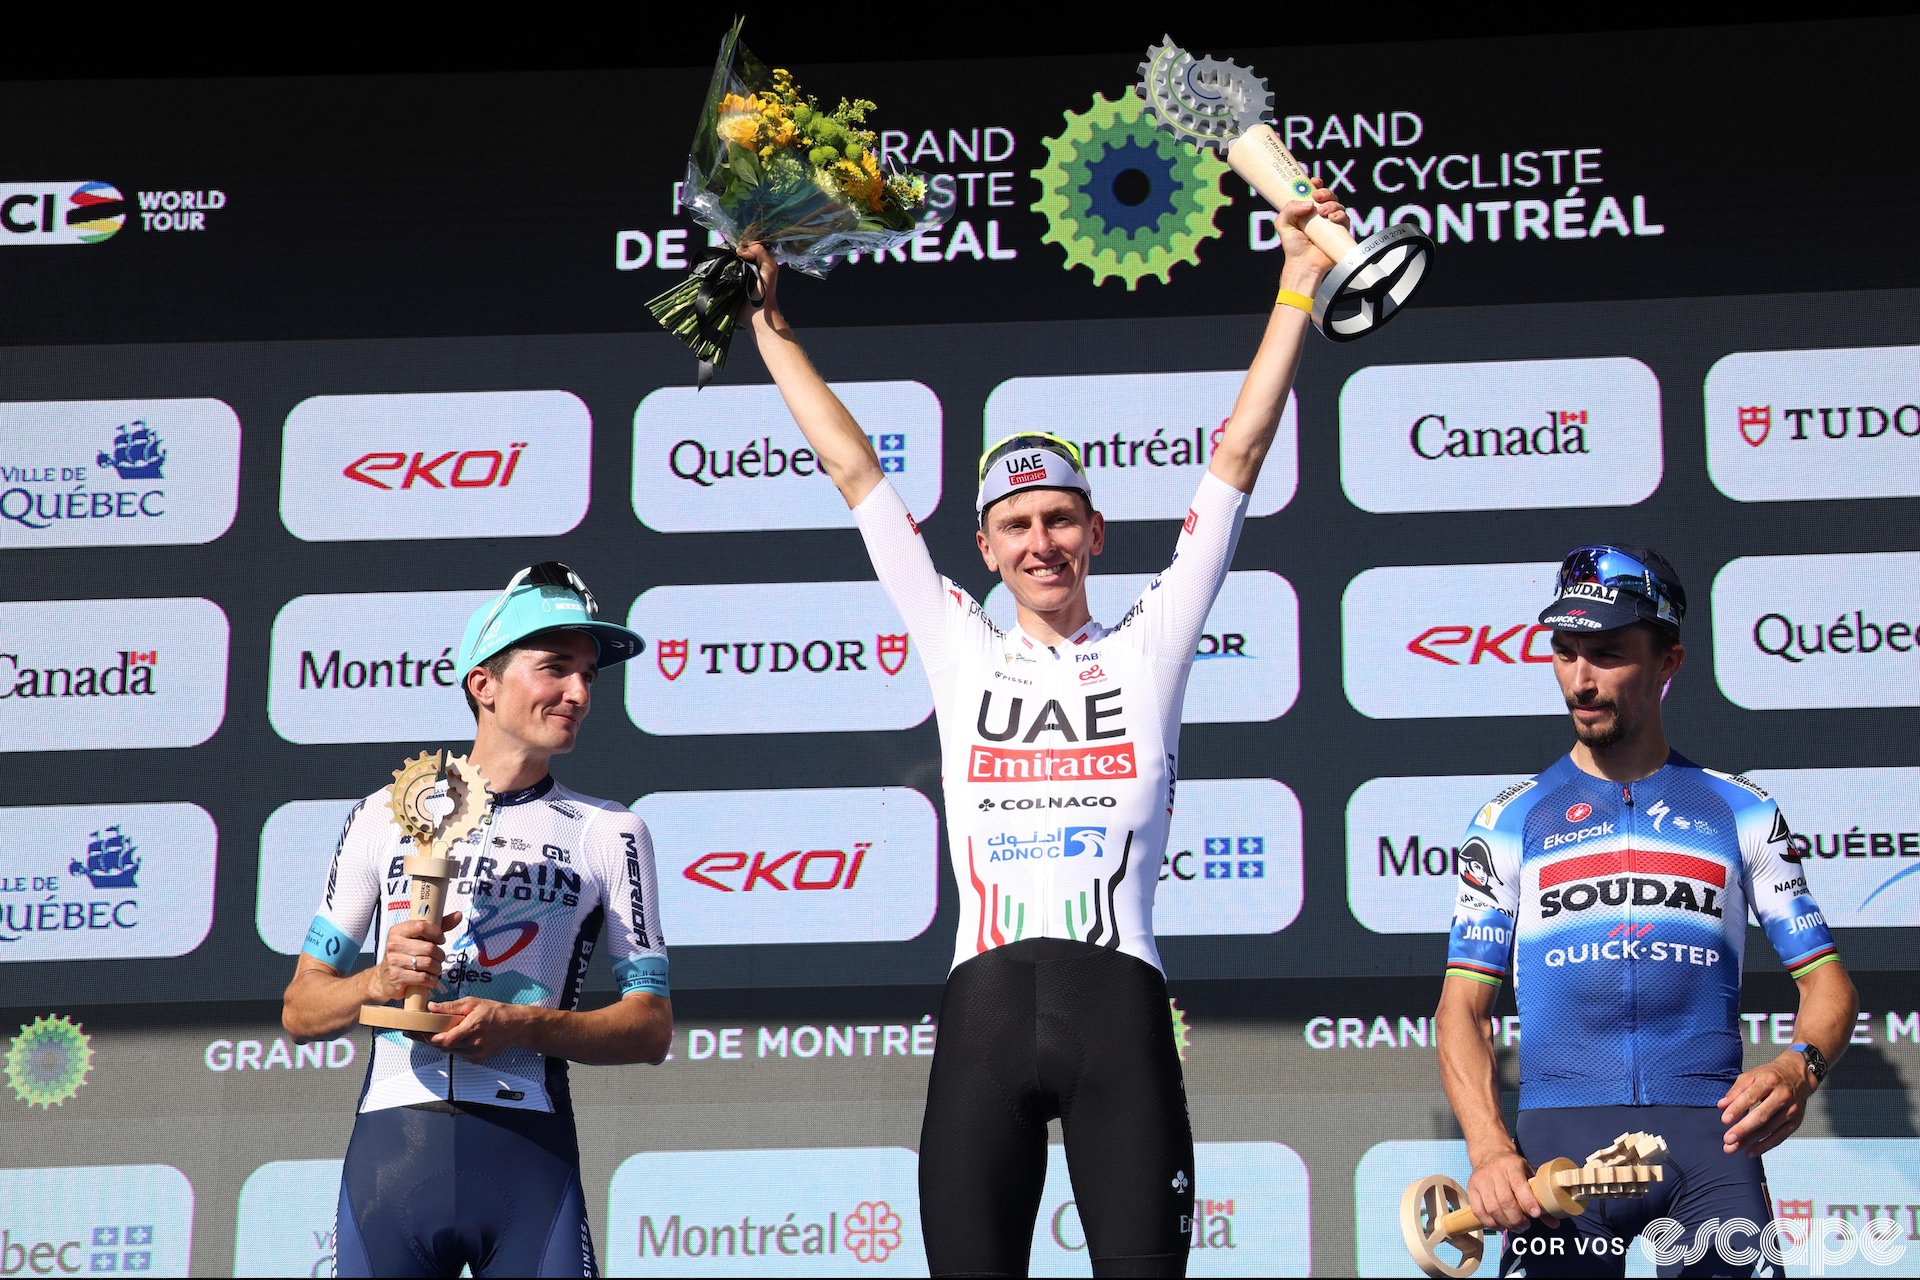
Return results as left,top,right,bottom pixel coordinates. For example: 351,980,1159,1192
492,774,556,808
1006,617,1104,658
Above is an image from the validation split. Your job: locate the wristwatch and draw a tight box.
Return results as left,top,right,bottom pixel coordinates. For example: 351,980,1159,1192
1789,1042,1829,1086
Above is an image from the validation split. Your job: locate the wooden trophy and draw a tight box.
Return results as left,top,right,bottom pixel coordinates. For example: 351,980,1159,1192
1399,1132,1669,1278
360,749,489,1036
1138,37,1434,340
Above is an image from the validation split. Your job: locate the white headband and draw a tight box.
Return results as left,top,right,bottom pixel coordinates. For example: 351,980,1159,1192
975,445,1093,514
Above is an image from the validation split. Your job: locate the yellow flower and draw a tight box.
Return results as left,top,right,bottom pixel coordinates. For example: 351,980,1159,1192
717,115,758,146
719,92,755,115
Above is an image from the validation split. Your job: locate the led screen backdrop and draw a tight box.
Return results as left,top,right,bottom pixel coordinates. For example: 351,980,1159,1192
2,17,1918,1276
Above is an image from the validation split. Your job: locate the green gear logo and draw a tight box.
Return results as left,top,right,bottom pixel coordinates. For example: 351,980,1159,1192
1031,88,1231,289
6,1014,94,1108
1169,998,1192,1061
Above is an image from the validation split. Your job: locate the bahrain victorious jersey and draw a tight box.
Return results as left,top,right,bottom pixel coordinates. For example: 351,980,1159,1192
1445,752,1839,1109
302,775,669,1115
852,471,1247,975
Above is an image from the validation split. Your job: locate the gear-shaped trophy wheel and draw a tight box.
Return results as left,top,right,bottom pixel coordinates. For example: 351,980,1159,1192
1031,88,1231,290
5,1014,94,1108
387,750,489,856
1138,37,1273,154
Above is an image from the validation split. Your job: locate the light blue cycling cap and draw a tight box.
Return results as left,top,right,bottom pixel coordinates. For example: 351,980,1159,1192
456,562,643,674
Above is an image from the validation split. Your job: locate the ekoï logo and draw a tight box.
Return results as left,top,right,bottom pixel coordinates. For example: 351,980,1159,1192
0,182,129,244
1340,357,1662,514
983,371,1296,522
281,391,591,543
1714,552,1920,710
684,845,872,891
1706,344,1920,502
1407,623,1557,666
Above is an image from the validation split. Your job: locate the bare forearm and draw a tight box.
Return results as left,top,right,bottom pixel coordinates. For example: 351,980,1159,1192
1209,302,1309,493
1790,961,1859,1065
283,966,377,1041
749,308,883,507
516,996,673,1066
1437,984,1515,1164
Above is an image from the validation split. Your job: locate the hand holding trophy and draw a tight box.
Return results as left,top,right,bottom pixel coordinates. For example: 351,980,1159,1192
360,749,490,1036
1138,38,1433,338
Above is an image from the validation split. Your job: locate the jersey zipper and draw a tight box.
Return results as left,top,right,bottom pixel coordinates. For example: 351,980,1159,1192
1622,782,1638,1105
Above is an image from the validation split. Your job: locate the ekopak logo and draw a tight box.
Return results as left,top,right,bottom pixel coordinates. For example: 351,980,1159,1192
1339,356,1662,514
1713,552,1920,710
1344,563,1566,719
0,803,217,962
1705,344,1920,502
280,390,591,542
0,399,241,549
634,381,943,532
626,582,930,736
983,372,1297,522
0,182,129,244
268,590,495,744
1743,769,1920,929
1154,778,1303,937
1346,774,1528,934
0,597,229,752
985,571,1299,722
633,787,938,946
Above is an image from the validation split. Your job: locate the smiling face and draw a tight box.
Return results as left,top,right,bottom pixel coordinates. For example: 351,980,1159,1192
976,488,1104,620
467,630,598,758
1552,625,1684,750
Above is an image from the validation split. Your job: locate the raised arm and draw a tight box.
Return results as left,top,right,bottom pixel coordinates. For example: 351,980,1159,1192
741,244,884,509
1209,180,1348,495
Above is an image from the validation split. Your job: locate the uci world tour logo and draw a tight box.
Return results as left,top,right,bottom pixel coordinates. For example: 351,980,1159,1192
0,183,129,245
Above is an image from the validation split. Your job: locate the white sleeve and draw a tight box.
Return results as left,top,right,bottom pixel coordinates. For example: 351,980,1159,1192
591,808,670,998
851,476,993,673
300,798,381,971
1112,470,1248,661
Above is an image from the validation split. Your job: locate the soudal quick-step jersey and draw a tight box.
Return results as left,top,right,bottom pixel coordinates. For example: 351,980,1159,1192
1446,753,1839,1109
302,776,669,1115
852,472,1247,974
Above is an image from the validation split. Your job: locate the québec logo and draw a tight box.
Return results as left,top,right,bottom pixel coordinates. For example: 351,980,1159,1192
70,826,140,888
1,826,148,944
97,422,166,479
654,635,910,680
3,423,171,532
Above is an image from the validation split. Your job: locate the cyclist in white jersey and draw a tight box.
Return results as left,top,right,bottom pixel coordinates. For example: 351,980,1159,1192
738,178,1346,1278
282,562,672,1277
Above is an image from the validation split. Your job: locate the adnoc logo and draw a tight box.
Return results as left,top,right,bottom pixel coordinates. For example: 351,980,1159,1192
0,182,128,245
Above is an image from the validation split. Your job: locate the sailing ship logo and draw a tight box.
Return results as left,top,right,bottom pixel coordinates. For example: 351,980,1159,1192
70,826,141,889
97,420,167,479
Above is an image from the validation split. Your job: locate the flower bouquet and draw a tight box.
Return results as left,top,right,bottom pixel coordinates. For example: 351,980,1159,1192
647,19,943,384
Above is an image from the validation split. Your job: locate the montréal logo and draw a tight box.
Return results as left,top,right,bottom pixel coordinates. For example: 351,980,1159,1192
654,636,909,681
1737,403,1920,448
345,445,527,490
1409,409,1592,460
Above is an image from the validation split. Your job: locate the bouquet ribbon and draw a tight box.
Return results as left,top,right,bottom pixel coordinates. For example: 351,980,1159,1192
648,248,764,389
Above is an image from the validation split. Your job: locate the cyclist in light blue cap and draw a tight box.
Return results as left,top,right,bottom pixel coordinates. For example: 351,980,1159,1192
285,561,670,1278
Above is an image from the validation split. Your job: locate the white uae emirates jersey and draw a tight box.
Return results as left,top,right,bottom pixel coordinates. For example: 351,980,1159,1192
852,472,1247,973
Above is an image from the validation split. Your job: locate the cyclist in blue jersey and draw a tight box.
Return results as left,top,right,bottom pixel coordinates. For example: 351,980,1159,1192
1435,545,1859,1278
282,563,673,1278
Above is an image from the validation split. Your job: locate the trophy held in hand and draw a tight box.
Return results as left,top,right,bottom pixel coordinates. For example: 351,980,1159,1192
360,750,489,1036
1139,38,1434,339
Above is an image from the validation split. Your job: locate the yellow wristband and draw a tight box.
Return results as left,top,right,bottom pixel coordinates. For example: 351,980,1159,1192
1275,288,1314,315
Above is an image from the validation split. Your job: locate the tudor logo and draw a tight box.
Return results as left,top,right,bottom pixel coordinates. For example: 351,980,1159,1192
1739,406,1770,447
877,634,909,676
1566,802,1592,822
1705,345,1920,502
657,640,688,682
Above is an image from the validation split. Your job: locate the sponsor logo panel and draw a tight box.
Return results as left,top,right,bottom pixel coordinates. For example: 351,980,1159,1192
631,787,939,946
1712,552,1920,710
257,800,381,956
267,590,494,745
1156,779,1304,937
1355,1141,1509,1276
633,381,943,532
982,372,1296,521
0,804,217,962
1704,344,1920,502
1761,1138,1920,1263
280,390,591,542
1340,357,1663,513
0,399,240,549
1030,1142,1310,1276
233,1159,344,1278
985,571,1299,722
1744,769,1920,929
0,597,230,752
1346,774,1530,934
626,582,931,736
606,1146,923,1275
1343,563,1565,719
0,1164,194,1277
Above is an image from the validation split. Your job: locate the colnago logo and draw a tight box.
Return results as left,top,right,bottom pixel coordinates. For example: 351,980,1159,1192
1713,552,1920,710
1705,345,1920,501
628,582,930,736
1344,563,1566,719
0,399,241,549
0,1165,193,1278
0,598,228,752
280,391,591,542
1346,774,1529,934
983,371,1297,521
257,800,378,955
1744,768,1920,929
1156,779,1304,937
986,571,1300,722
607,1147,923,1275
1339,357,1662,513
0,182,130,244
634,381,942,533
0,804,216,962
268,591,494,745
1537,849,1728,919
635,788,937,946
